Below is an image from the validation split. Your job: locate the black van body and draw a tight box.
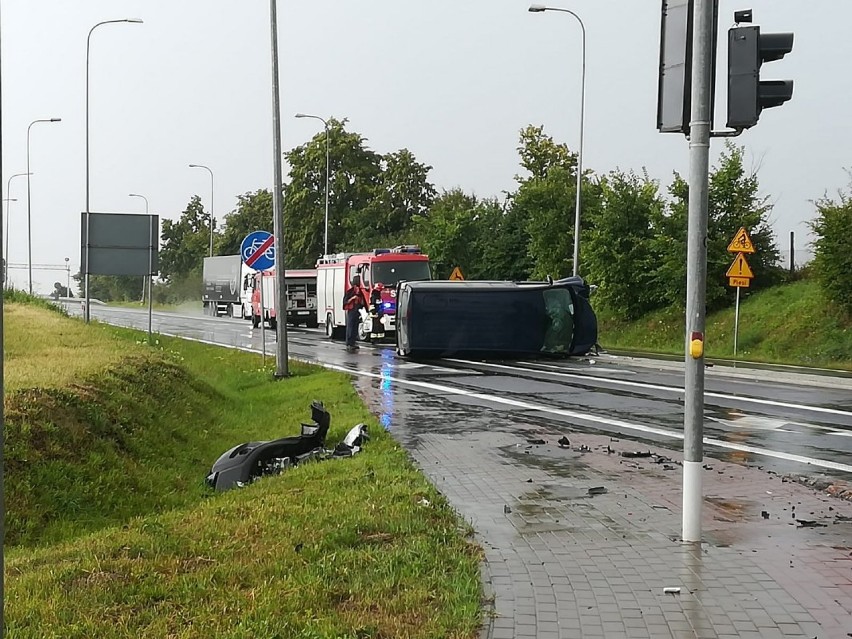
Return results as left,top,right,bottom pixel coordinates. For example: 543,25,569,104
395,277,597,359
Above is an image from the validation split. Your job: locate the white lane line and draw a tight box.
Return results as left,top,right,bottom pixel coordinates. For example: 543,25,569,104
156,331,852,475
445,358,852,419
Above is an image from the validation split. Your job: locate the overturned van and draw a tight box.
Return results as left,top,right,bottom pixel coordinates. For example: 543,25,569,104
395,277,598,359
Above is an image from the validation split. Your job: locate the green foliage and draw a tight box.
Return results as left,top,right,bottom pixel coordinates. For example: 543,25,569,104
598,279,851,369
160,195,214,281
4,309,481,637
810,179,852,313
585,170,665,320
218,189,273,255
413,189,482,279
476,198,534,281
511,125,602,280
84,274,145,302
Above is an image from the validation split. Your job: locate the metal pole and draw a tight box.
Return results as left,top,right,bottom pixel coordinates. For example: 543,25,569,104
148,215,154,344
188,165,214,256
733,286,740,361
682,0,714,543
129,193,149,304
324,121,330,257
1,3,6,632
789,230,795,274
269,0,289,378
65,257,70,295
260,271,267,366
5,173,29,288
527,6,586,277
86,19,142,322
295,113,331,256
27,119,60,295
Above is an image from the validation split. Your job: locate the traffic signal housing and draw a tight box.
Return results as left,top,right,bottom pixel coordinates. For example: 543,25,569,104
727,24,794,129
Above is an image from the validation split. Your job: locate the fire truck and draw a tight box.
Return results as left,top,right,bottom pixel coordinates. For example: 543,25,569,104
317,246,431,341
249,269,318,329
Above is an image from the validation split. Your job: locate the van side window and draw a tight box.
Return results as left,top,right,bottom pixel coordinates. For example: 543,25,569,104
349,265,357,284
361,266,370,286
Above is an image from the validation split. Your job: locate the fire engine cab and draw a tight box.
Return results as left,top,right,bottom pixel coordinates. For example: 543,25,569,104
317,246,431,342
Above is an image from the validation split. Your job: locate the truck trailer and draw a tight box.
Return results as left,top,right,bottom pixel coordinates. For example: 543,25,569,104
202,255,253,318
249,269,319,329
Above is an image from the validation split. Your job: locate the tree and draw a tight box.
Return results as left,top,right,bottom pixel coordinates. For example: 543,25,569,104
511,125,601,280
413,189,483,279
810,179,852,313
652,144,780,312
373,149,437,240
219,189,273,256
284,119,382,266
159,195,214,281
585,170,665,319
475,198,534,281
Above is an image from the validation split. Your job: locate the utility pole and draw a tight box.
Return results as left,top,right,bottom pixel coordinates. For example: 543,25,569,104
682,0,714,543
269,0,289,378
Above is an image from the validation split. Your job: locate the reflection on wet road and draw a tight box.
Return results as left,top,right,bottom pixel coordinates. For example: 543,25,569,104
76,304,852,481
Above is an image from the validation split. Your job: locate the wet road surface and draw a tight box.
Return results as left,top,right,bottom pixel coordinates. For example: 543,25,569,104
78,304,852,482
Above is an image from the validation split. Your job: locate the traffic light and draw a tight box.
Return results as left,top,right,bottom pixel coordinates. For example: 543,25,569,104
727,23,794,129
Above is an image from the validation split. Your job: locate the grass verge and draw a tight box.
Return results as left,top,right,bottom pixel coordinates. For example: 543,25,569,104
5,303,483,638
598,280,852,370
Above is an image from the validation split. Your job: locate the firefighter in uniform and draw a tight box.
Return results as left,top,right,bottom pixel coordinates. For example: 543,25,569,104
342,275,369,353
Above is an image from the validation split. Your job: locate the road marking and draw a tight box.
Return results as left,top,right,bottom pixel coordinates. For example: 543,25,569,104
152,331,852,475
446,359,852,419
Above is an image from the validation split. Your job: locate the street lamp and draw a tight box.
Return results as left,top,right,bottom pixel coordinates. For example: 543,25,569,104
27,117,61,294
295,113,331,256
188,164,214,257
64,257,70,296
85,17,144,322
528,4,586,278
4,172,30,288
129,193,150,304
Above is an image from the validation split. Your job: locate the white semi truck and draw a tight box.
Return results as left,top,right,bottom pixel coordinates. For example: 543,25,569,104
201,255,253,318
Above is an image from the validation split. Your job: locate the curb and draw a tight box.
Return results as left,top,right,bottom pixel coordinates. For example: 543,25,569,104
478,558,496,639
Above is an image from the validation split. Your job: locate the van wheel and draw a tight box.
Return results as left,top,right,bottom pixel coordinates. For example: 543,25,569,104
326,314,336,340
269,317,277,330
252,314,260,328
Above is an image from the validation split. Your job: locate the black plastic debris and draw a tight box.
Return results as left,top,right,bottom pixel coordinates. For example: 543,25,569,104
761,511,770,519
587,486,607,496
206,400,331,491
558,436,570,448
621,451,652,459
527,438,546,445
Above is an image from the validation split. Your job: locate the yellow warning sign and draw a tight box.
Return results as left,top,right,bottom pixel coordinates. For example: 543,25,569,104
727,227,756,254
449,267,465,281
729,277,751,288
726,253,754,279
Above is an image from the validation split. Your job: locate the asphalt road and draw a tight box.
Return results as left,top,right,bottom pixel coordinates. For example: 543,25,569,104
74,303,852,482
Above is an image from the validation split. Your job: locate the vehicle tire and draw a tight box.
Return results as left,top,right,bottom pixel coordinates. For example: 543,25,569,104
252,314,260,328
357,319,371,343
269,316,277,330
326,314,336,340
307,317,319,329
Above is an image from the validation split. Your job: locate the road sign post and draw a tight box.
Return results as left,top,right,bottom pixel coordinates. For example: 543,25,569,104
726,227,756,361
241,231,277,367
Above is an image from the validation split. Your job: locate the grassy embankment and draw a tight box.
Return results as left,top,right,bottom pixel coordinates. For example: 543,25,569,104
4,296,482,638
598,280,852,370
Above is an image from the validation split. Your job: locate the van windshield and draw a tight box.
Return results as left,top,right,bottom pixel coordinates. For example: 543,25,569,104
373,261,432,287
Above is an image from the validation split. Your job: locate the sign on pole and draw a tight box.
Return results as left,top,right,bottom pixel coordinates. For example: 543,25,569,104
726,227,757,362
727,226,756,254
725,253,754,288
241,231,275,271
449,266,465,281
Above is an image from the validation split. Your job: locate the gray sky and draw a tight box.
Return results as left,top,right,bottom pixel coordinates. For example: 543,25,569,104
3,0,848,293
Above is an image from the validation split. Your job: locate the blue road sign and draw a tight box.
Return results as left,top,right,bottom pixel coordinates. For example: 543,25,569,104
241,231,275,271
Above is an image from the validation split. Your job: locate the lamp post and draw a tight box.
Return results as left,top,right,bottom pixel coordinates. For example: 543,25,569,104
27,118,61,294
6,173,30,288
64,257,70,296
188,164,214,256
528,4,586,278
129,193,150,303
295,113,331,256
85,18,144,322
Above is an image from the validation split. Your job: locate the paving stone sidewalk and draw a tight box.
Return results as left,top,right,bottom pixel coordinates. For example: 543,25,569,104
357,384,852,639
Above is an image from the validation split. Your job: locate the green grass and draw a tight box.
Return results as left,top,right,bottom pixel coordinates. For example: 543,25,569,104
4,303,483,638
598,280,852,370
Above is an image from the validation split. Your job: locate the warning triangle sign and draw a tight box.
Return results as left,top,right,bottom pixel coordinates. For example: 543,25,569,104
725,253,754,279
449,267,465,281
727,227,756,254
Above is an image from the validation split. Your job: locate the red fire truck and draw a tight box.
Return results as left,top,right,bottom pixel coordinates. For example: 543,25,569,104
316,246,431,341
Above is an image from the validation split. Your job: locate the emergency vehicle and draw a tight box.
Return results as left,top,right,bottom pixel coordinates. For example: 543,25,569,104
316,246,431,341
249,269,318,329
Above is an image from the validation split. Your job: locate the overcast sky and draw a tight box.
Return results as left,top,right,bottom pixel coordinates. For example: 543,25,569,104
2,0,848,292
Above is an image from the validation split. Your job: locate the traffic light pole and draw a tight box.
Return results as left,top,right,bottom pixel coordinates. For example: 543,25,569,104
682,0,714,543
